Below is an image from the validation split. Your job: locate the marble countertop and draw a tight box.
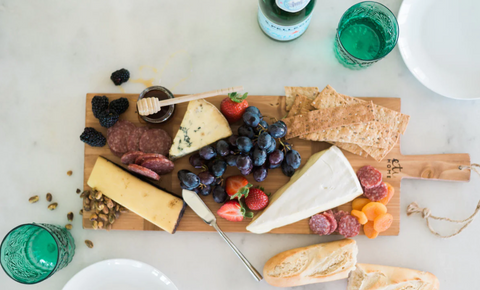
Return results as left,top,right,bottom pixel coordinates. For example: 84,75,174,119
1,0,479,289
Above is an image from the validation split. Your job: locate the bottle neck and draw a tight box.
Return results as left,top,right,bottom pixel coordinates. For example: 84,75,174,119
275,0,311,13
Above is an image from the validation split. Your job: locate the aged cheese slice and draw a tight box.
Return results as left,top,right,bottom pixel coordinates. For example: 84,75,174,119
87,157,185,234
169,99,232,159
247,146,362,234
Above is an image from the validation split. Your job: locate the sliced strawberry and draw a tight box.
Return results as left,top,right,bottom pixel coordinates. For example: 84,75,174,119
220,92,249,123
217,200,253,222
245,188,269,210
226,175,251,198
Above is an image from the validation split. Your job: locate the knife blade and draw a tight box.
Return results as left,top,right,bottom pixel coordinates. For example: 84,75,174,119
182,189,263,281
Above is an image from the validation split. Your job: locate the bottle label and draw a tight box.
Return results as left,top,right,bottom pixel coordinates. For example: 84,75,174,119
258,8,312,41
276,0,310,13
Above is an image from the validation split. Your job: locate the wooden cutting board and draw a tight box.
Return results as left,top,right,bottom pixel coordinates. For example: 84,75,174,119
83,94,471,235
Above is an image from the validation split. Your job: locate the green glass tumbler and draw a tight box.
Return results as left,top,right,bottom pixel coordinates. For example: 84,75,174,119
334,1,399,69
0,223,75,284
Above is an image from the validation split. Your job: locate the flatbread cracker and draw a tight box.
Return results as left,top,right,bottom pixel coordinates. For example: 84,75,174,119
329,142,368,157
284,86,319,111
287,95,316,117
284,102,375,139
300,121,393,148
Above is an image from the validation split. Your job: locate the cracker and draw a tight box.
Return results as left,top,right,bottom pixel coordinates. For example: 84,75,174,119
287,95,315,117
284,102,375,139
284,86,319,111
329,142,368,157
300,121,393,148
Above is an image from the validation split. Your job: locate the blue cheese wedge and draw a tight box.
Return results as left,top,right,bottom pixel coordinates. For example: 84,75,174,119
247,146,362,234
87,157,185,234
169,99,232,160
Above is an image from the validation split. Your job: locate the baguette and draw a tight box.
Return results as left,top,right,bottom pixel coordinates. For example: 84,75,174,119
347,263,439,290
264,239,358,287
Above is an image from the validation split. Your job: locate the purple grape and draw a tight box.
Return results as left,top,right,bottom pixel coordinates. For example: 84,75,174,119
269,121,287,138
198,171,215,185
281,161,295,177
228,135,238,147
268,150,284,166
266,138,276,154
240,165,253,176
216,140,230,157
285,150,301,169
253,165,268,182
212,185,228,203
211,159,227,177
243,111,261,127
238,124,255,138
257,132,273,150
236,136,253,152
225,155,237,167
254,120,269,134
195,185,212,196
236,155,252,171
252,146,267,167
199,145,216,160
189,154,204,169
244,106,261,116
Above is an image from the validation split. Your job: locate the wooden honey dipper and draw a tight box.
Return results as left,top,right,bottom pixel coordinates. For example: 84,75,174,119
137,86,244,116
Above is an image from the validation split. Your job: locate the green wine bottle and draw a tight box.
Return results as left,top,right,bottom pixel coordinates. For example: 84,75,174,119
258,0,316,41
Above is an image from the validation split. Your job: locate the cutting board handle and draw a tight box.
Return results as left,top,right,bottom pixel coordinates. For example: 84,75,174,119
398,153,471,182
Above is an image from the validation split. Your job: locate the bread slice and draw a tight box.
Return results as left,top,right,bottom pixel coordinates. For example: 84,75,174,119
264,239,358,287
348,263,439,290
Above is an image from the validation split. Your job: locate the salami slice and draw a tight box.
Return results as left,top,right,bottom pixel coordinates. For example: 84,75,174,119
309,214,331,236
333,210,349,225
134,153,165,165
139,129,172,156
141,157,174,175
357,165,382,189
322,210,337,235
127,164,160,181
121,151,144,165
127,127,149,152
338,215,361,238
364,182,388,202
107,120,136,154
110,148,124,158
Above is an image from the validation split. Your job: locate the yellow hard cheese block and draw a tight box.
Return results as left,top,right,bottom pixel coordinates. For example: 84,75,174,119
87,157,185,234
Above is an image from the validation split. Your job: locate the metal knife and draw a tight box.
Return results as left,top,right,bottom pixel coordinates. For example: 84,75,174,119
182,189,263,282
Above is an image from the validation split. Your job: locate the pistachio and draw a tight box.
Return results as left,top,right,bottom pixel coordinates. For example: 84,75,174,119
108,214,116,225
120,207,128,213
83,197,90,206
106,199,114,209
89,213,98,221
29,195,39,203
106,224,112,231
96,202,104,211
115,211,120,219
67,212,74,222
46,193,52,202
67,170,72,176
79,209,84,216
98,214,108,222
83,204,91,212
48,203,58,210
92,220,98,230
88,192,94,200
65,224,72,230
115,204,120,212
102,207,109,215
85,240,94,248
95,191,103,200
76,188,81,194
80,190,89,199
97,221,104,229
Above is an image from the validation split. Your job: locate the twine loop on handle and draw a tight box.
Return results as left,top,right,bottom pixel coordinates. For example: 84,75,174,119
407,163,480,238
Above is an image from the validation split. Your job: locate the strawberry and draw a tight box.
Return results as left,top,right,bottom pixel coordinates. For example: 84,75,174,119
226,175,252,199
217,200,253,222
245,188,269,210
220,92,249,123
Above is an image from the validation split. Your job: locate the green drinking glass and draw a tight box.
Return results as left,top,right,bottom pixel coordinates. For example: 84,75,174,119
334,1,399,69
0,223,75,284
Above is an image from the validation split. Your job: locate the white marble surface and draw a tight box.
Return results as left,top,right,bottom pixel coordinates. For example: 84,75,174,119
1,0,479,289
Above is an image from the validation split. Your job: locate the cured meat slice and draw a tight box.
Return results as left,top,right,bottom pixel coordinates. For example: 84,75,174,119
357,165,382,189
110,148,124,158
139,129,172,156
309,214,331,236
333,210,349,225
127,164,160,181
120,151,144,165
141,157,174,175
127,127,149,152
107,120,136,154
134,153,165,165
338,215,361,238
322,210,337,235
364,182,388,202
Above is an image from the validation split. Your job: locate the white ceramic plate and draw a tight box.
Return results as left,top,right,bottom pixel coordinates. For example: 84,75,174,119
398,0,480,100
63,259,178,290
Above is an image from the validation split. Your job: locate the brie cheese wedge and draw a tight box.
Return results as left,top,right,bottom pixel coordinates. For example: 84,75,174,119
169,99,232,160
247,146,362,234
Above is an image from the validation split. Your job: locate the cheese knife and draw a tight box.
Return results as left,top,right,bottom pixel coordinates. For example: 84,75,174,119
182,189,263,282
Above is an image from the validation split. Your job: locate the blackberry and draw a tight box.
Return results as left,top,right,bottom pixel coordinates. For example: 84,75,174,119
98,110,119,128
110,68,130,85
80,127,106,147
109,97,129,115
91,96,109,119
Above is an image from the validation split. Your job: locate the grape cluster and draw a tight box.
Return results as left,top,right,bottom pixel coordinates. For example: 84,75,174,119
177,106,302,201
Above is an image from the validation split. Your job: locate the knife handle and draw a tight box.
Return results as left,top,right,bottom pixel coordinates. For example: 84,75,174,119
213,222,263,281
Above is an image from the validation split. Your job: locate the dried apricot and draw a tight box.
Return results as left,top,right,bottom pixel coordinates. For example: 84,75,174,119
362,202,387,221
374,213,393,233
364,221,379,239
351,210,368,225
379,182,395,205
352,197,370,211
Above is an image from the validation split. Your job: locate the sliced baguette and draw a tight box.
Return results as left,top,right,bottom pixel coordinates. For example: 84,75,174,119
264,239,358,287
348,263,439,290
